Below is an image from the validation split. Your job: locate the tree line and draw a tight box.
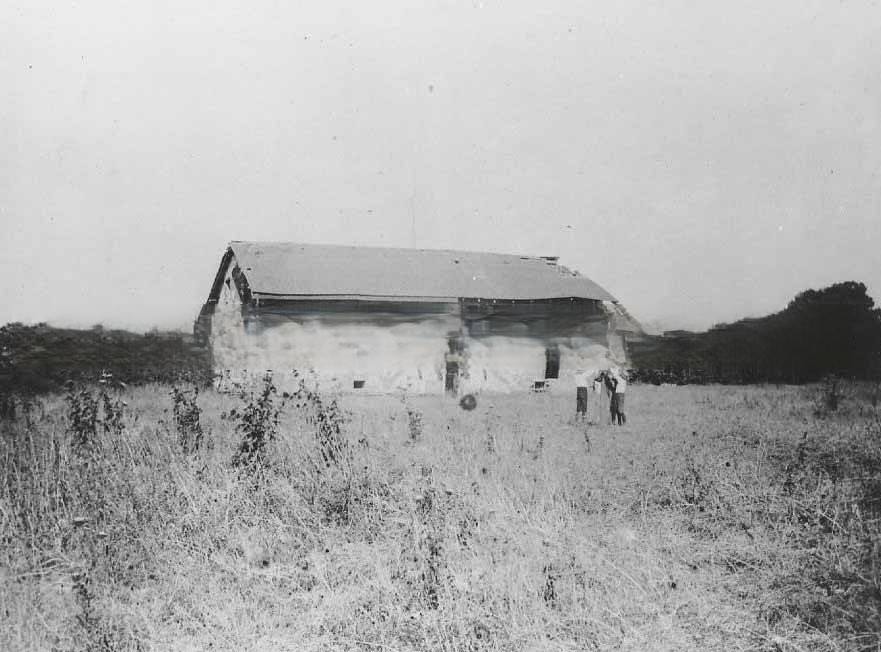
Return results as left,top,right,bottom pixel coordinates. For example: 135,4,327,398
0,323,212,395
629,282,881,385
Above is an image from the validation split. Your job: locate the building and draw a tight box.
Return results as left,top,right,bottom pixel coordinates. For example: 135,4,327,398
195,241,639,393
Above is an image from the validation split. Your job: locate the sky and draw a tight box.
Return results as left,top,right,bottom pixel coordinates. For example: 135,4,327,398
3,0,880,333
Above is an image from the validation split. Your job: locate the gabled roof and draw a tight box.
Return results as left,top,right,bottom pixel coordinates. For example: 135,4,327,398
606,302,644,334
219,241,617,302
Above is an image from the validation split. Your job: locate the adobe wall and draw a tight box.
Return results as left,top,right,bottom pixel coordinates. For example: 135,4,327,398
213,315,457,393
461,336,614,394
209,269,625,393
210,265,248,373
212,319,621,395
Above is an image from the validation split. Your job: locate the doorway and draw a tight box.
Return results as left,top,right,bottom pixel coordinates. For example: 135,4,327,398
544,344,560,379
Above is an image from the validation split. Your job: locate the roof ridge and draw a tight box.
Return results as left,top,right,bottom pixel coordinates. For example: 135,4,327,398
230,240,556,261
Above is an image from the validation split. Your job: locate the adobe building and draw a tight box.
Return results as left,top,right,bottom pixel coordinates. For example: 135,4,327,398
195,241,639,393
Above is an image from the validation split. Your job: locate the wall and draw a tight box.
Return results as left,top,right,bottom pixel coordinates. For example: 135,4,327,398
210,265,248,374
209,277,625,394
214,315,457,393
461,336,613,394
213,317,619,395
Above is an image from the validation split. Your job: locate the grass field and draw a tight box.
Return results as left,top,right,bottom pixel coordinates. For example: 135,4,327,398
2,381,880,651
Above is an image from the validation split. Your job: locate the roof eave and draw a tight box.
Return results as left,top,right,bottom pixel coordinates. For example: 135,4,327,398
249,293,612,303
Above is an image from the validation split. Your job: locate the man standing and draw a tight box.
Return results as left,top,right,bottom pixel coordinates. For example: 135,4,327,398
602,371,618,425
593,371,609,423
611,368,627,425
574,369,589,420
592,373,604,398
444,337,463,396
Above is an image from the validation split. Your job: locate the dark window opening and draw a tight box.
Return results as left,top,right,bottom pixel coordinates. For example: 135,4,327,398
353,379,365,389
544,345,560,379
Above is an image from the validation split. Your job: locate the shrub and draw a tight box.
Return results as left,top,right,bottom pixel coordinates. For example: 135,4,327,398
65,381,101,451
171,384,203,453
0,391,17,420
229,373,284,468
100,391,126,439
290,377,350,468
407,406,423,442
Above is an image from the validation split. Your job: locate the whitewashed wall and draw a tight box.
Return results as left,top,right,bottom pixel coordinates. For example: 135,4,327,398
209,267,623,394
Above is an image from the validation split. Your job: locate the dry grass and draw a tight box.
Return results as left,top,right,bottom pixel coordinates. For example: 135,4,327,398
2,381,880,651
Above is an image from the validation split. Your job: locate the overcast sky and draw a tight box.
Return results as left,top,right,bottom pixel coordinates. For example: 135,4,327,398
3,0,879,333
